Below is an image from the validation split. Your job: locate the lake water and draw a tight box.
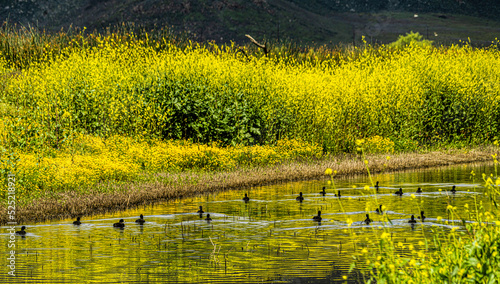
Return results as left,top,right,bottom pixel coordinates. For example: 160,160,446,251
1,162,497,283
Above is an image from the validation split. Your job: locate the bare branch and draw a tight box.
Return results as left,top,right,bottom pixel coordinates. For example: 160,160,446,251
245,34,268,56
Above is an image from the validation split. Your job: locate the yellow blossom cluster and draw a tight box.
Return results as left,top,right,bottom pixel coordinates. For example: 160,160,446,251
0,134,321,200
1,34,499,153
364,135,395,154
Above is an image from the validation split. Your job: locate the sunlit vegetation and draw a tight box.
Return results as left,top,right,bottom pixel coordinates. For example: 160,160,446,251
0,24,499,203
335,141,500,282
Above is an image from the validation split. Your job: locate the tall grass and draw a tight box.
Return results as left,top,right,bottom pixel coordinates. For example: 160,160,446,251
2,27,499,152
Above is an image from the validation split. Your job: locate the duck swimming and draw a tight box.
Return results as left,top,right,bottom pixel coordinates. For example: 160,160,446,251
451,185,456,193
15,226,26,236
375,181,380,192
375,205,383,214
395,188,403,196
313,211,322,221
408,215,417,223
336,190,341,198
113,219,125,228
364,214,372,225
296,192,304,202
416,187,422,193
205,214,212,221
320,187,326,196
197,206,204,214
243,193,250,202
135,214,145,225
73,217,81,225
418,211,426,221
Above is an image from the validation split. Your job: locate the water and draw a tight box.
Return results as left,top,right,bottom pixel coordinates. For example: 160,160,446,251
1,162,497,283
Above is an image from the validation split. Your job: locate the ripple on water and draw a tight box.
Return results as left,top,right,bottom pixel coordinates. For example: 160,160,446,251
1,162,496,283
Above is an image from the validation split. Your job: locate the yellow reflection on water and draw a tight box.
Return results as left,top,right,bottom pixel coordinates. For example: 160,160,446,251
0,162,494,283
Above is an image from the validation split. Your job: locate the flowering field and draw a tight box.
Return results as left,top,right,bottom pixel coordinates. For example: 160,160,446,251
1,28,499,200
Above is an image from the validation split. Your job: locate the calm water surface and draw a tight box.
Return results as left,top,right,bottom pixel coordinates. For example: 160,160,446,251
1,162,497,283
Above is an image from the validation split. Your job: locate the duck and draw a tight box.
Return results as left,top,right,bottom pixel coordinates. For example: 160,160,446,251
395,188,403,196
320,187,326,196
375,205,383,214
364,214,372,224
296,192,304,202
375,181,380,192
205,214,212,221
451,185,456,193
135,214,145,225
336,190,341,198
243,193,250,202
113,219,125,228
416,187,422,193
408,215,417,223
197,206,204,214
15,226,26,236
73,217,81,225
418,211,426,221
313,211,322,221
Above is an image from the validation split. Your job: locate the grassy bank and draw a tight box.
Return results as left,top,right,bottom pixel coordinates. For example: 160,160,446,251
0,146,497,225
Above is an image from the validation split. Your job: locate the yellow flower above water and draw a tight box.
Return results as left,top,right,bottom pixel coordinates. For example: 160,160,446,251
325,168,333,175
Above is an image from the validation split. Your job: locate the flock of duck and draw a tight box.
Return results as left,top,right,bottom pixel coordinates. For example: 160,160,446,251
14,183,457,235
311,182,456,225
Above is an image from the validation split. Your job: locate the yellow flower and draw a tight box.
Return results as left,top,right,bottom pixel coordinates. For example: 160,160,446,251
325,168,333,175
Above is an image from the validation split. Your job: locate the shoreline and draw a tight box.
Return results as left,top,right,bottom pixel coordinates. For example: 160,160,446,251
1,146,498,225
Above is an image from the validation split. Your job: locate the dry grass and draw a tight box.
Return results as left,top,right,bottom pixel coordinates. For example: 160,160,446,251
1,146,497,224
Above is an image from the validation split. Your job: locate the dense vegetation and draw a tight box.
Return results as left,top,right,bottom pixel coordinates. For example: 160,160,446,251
0,26,499,200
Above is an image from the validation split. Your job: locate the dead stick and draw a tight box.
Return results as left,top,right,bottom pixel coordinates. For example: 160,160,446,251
245,34,268,56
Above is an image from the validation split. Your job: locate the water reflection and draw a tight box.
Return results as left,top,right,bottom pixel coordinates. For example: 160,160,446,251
1,162,496,283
